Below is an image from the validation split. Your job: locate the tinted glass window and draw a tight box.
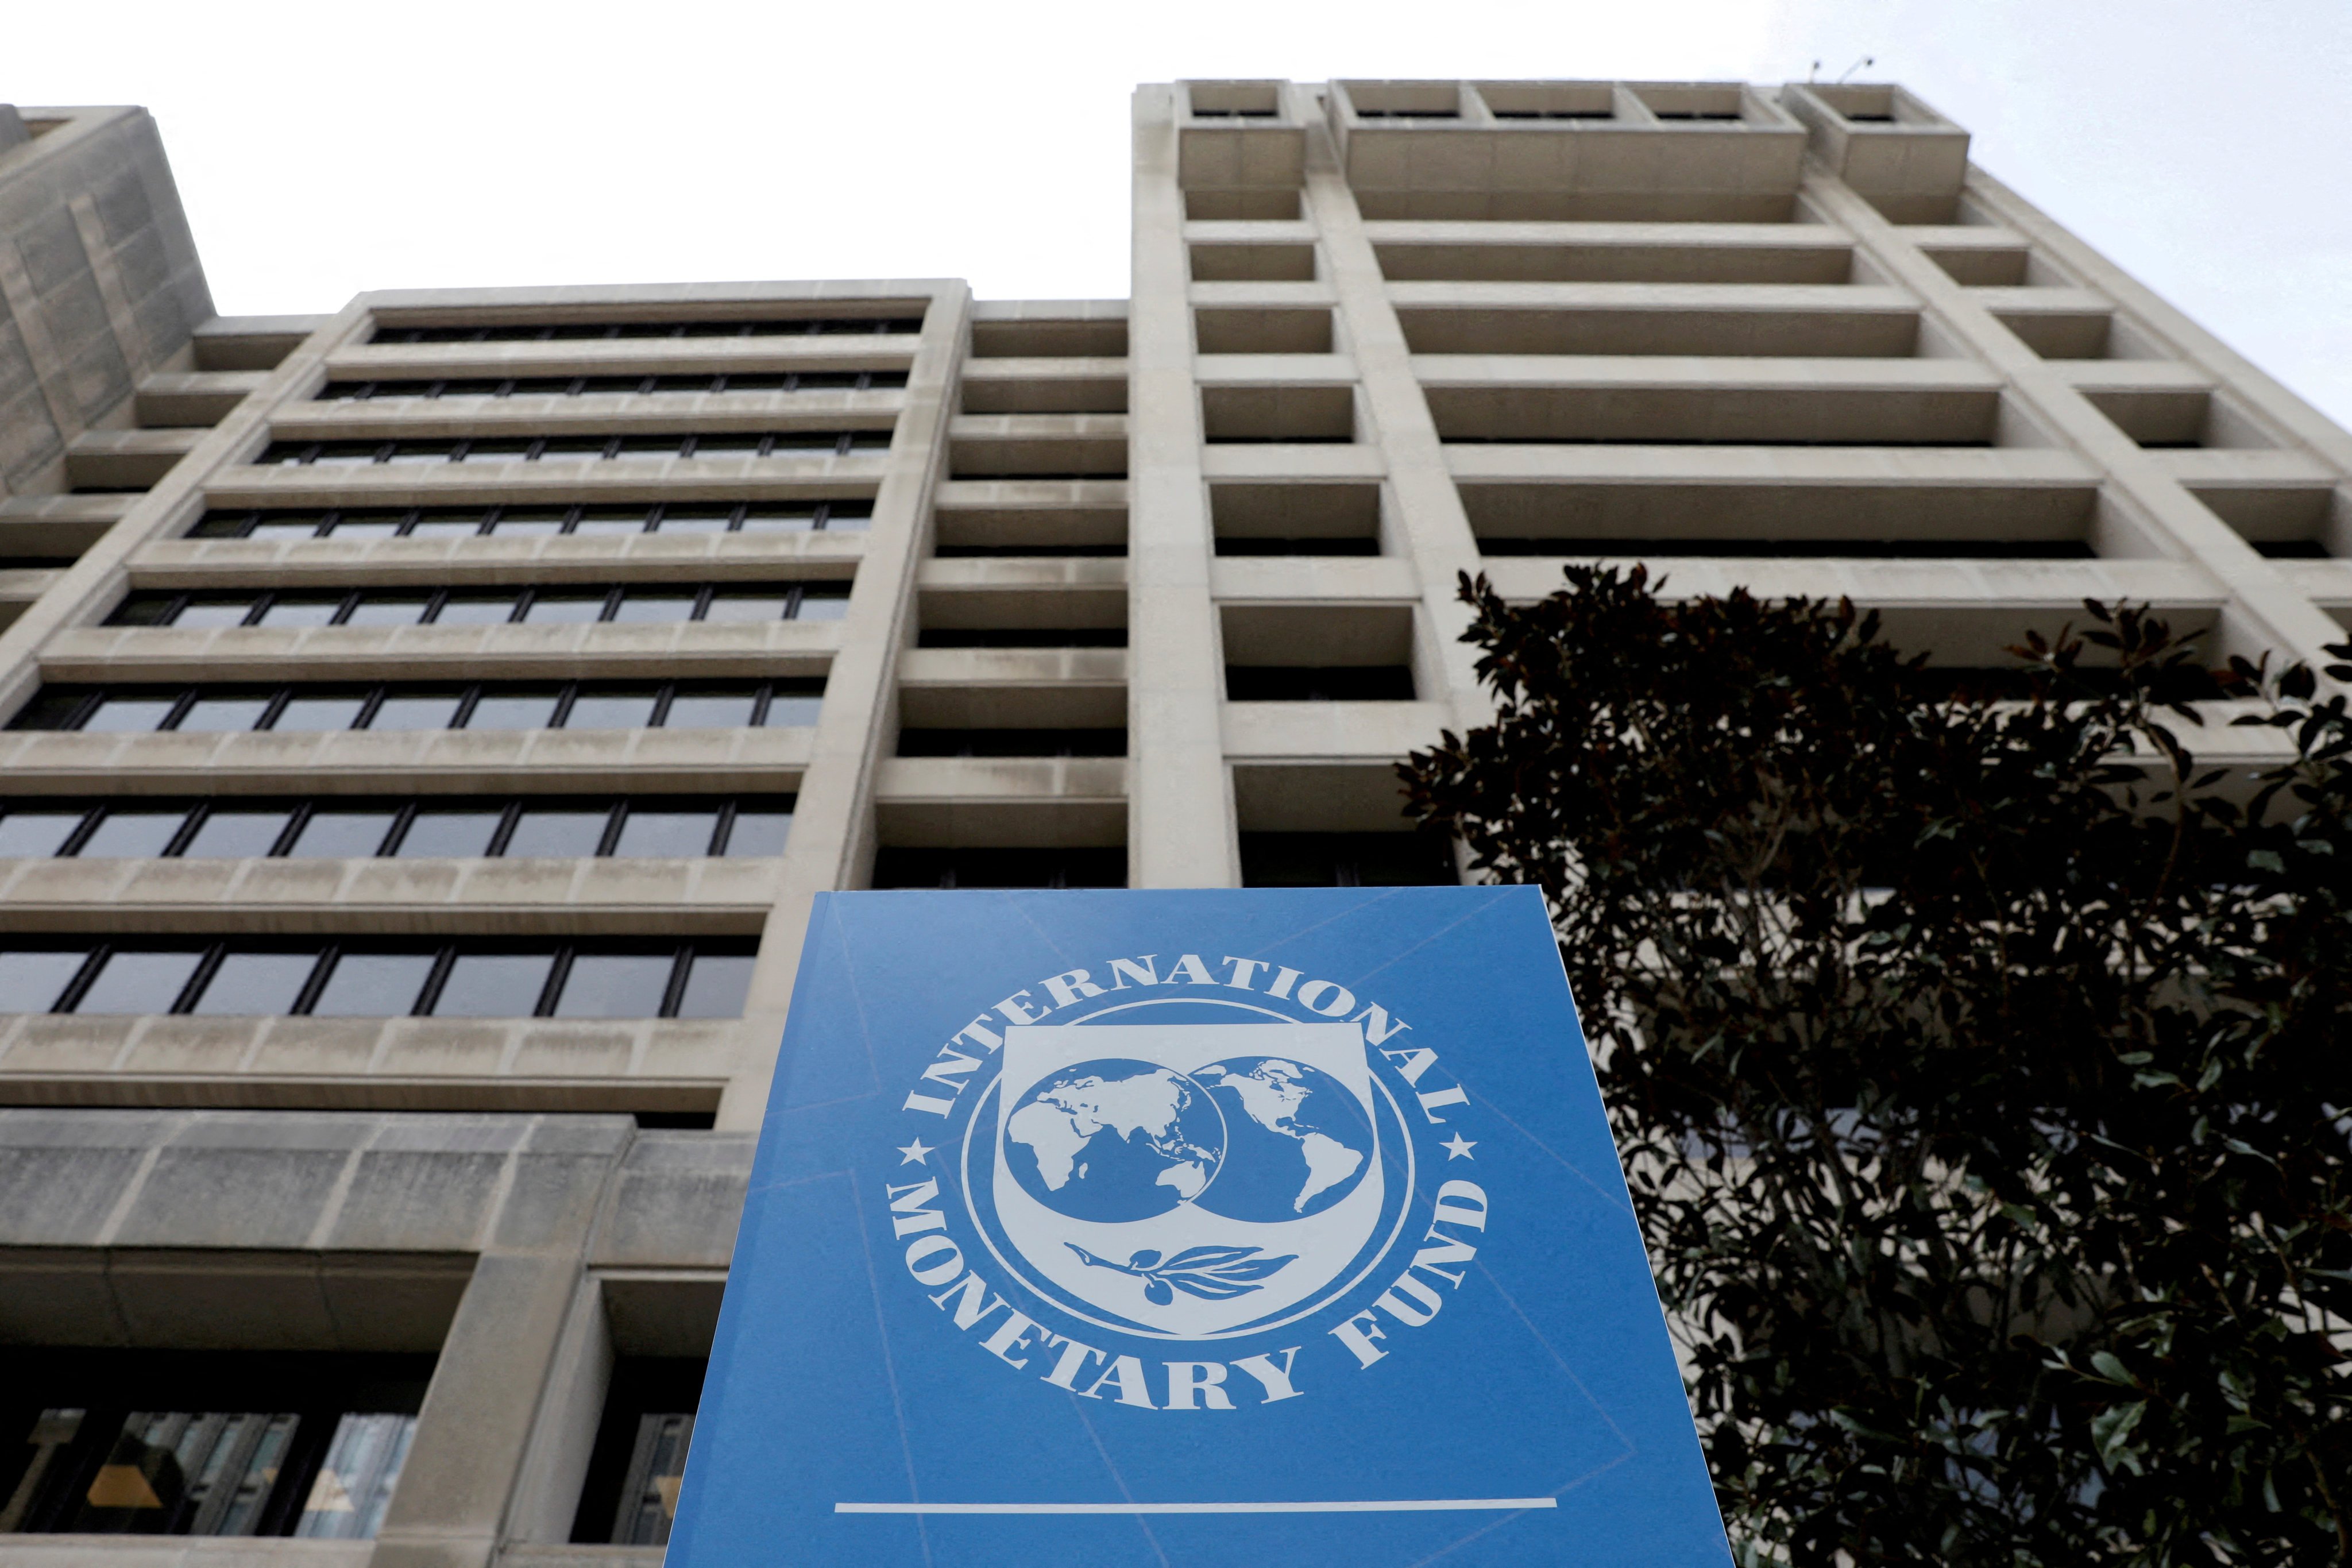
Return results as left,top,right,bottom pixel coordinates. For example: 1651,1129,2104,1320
272,693,369,732
724,809,791,857
521,593,609,625
175,695,272,733
611,592,700,624
432,952,554,1016
564,689,659,729
433,594,521,626
554,952,677,1018
613,810,719,858
396,810,503,858
407,517,485,538
675,953,755,1019
663,690,756,728
0,811,86,858
256,598,346,629
174,600,259,629
191,950,320,1015
505,808,612,858
74,949,204,1013
287,810,398,858
369,690,465,731
325,518,402,540
465,690,562,730
0,949,90,1011
76,809,190,858
249,519,325,539
183,808,296,858
794,590,851,621
763,693,822,726
311,951,435,1016
342,598,432,627
84,695,179,733
702,592,790,624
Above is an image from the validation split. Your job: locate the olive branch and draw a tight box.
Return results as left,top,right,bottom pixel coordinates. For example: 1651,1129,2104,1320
1066,1243,1296,1306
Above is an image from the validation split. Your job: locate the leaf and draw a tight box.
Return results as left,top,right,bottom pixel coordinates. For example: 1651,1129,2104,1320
1127,1249,1162,1269
1163,1245,1261,1269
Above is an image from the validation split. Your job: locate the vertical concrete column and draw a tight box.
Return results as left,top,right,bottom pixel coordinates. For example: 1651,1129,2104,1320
1129,86,1241,887
1293,89,1490,729
1808,171,2347,671
720,283,970,1129
366,1119,633,1568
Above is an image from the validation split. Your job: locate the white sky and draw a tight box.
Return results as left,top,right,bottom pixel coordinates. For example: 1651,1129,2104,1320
14,0,2352,423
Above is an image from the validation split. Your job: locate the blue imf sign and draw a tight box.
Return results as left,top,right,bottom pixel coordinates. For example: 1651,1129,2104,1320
666,886,1730,1566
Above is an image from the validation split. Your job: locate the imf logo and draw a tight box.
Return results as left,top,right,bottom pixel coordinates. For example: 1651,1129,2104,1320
883,951,1491,1411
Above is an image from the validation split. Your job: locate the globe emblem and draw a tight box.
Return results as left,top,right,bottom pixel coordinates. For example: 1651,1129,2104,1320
1002,1055,1373,1226
1189,1057,1372,1221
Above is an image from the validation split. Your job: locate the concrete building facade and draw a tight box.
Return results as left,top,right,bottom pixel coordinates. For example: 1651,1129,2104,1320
1,79,2349,1565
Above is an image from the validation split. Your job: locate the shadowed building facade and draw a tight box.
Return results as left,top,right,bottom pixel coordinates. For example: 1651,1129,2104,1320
0,80,2348,1564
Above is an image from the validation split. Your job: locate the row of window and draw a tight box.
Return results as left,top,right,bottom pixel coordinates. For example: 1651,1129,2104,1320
1,1354,431,1540
11,679,822,736
320,370,908,401
191,500,872,541
863,835,1462,891
371,317,921,343
0,795,793,863
112,582,850,631
257,431,891,466
0,939,756,1018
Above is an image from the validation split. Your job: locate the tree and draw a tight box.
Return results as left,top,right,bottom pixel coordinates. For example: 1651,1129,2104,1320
1397,566,2352,1566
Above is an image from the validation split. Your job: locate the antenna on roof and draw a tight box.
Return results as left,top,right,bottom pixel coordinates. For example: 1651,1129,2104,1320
1834,55,1876,83
1809,60,1822,82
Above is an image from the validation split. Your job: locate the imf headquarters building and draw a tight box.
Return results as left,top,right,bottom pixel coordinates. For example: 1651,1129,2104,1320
0,78,2346,1564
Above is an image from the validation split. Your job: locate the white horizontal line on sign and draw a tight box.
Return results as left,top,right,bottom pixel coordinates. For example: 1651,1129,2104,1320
835,1499,1560,1515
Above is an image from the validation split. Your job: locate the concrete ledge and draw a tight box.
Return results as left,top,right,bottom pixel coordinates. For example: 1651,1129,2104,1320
134,527,867,586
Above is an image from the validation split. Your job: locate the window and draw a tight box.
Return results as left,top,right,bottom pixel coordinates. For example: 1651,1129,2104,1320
320,372,905,400
0,797,791,862
0,940,760,1018
0,1350,430,1540
1225,666,1417,701
870,848,1127,890
1238,832,1459,887
111,583,850,630
570,1358,708,1547
188,500,874,541
370,315,921,344
256,431,891,466
10,681,824,736
895,728,1127,758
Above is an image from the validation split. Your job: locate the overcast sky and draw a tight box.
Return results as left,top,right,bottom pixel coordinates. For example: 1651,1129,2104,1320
14,0,2351,423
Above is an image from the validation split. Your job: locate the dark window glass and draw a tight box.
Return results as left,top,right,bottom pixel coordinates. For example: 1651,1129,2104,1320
431,594,521,626
256,598,346,629
871,847,1126,889
183,809,296,858
395,810,503,859
431,952,555,1017
368,690,465,731
570,509,649,536
1224,666,1418,701
505,807,613,858
324,517,402,540
663,689,756,729
488,508,567,536
464,690,562,731
723,809,791,857
701,592,789,624
110,595,182,626
249,518,326,540
173,598,262,628
792,589,851,621
616,435,683,457
310,951,434,1016
9,690,96,731
653,509,731,534
554,952,678,1018
612,809,719,858
570,1358,705,1547
1238,831,1459,888
271,692,368,733
85,694,181,733
287,810,399,859
565,689,660,729
0,810,87,858
74,948,204,1013
520,593,611,625
175,694,272,733
191,951,321,1015
405,515,486,539
0,949,91,1011
342,598,432,628
76,808,191,858
674,953,754,1019
611,592,701,624
738,506,816,532
689,433,762,457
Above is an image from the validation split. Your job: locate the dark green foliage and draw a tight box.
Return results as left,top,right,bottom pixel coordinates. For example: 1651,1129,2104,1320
1397,566,2352,1566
